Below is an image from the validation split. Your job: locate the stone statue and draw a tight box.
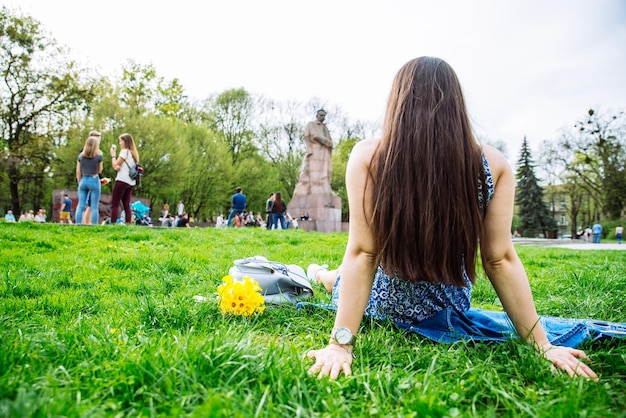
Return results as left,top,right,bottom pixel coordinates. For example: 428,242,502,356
294,109,334,195
290,109,342,233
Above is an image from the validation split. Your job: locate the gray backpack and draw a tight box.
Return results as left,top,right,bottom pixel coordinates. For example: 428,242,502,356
228,256,314,305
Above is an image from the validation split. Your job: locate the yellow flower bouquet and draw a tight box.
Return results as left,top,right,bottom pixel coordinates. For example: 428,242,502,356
217,275,266,317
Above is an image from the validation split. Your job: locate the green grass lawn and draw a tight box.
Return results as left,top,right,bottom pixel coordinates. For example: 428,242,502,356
1,222,625,417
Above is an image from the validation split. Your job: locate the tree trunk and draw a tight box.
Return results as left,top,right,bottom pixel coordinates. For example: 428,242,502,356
10,177,20,216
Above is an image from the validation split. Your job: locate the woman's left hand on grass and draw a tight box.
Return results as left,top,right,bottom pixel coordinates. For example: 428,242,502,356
542,344,598,381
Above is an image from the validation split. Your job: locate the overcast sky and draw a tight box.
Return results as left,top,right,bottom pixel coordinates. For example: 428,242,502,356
4,0,626,160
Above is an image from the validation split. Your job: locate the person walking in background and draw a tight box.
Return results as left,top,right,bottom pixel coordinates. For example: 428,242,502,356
110,133,139,225
75,136,103,225
272,191,287,230
265,193,275,230
304,56,598,380
177,200,184,217
592,222,602,244
615,224,623,244
59,193,73,224
226,187,246,227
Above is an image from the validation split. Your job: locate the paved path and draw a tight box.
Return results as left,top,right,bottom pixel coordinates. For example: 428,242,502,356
513,238,625,250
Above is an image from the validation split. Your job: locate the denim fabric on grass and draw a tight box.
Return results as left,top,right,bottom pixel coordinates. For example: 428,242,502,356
295,303,626,348
396,308,626,348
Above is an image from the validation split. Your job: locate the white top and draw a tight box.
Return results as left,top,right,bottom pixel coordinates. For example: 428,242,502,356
116,149,136,186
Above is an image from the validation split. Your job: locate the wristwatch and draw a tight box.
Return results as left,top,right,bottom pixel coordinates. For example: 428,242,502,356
331,327,356,345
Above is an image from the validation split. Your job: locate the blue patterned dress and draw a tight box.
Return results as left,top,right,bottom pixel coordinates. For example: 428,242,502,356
332,154,495,325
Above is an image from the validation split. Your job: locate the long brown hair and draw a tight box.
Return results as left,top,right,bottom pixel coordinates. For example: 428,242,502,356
120,133,139,163
370,57,486,287
81,136,101,159
273,192,284,213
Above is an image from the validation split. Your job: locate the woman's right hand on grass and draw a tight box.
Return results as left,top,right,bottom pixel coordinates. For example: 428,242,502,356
306,344,353,379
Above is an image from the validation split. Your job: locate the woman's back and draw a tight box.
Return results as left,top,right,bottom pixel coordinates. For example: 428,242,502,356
368,57,487,287
273,199,283,213
347,138,508,285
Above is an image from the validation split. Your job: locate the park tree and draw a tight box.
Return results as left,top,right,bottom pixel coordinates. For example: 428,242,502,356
50,78,117,192
256,99,307,200
109,62,198,207
119,61,158,117
208,88,257,164
178,124,234,220
539,139,589,237
155,78,187,120
118,61,192,121
515,137,558,238
0,7,94,214
232,155,277,215
555,109,626,219
331,136,360,221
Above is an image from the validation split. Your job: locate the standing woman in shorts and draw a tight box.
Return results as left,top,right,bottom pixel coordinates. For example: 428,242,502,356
110,133,139,225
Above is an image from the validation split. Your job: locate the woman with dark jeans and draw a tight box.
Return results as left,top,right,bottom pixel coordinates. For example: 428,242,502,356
109,133,139,224
272,192,287,230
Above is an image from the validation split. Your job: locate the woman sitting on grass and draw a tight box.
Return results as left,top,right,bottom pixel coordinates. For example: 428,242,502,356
305,56,599,380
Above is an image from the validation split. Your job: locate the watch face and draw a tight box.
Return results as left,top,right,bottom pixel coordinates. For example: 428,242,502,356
335,327,353,344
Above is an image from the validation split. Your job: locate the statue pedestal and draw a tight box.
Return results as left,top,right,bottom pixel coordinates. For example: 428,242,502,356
289,192,342,233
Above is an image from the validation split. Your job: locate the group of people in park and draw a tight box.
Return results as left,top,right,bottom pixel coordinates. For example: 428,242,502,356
55,131,140,225
0,130,140,226
575,223,623,244
587,222,624,244
158,202,192,228
263,191,298,230
221,188,298,230
3,209,46,223
148,191,300,229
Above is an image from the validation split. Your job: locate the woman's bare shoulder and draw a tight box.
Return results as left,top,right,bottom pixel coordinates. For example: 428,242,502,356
482,144,512,177
350,138,379,164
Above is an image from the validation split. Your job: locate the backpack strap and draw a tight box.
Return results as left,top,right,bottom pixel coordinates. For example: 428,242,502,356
123,157,135,170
